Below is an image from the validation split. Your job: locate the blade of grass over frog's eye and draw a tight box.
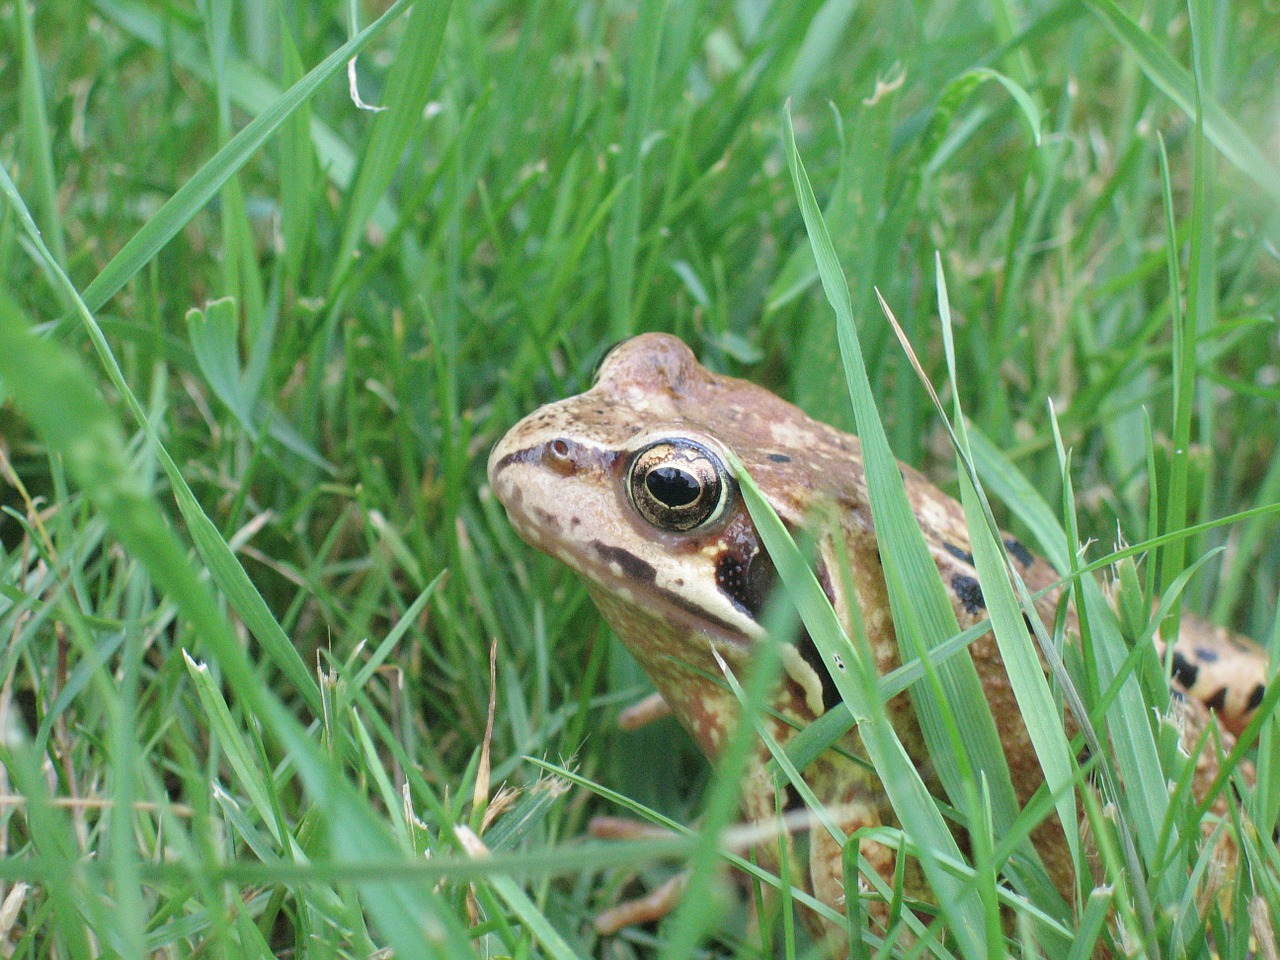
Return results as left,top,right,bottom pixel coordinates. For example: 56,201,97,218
731,450,987,957
783,102,1063,945
783,102,1015,830
80,0,417,314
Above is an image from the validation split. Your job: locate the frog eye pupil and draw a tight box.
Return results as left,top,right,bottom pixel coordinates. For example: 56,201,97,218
646,466,699,507
629,439,730,532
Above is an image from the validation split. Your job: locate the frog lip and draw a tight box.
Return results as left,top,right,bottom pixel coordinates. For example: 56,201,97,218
499,503,759,650
578,562,760,657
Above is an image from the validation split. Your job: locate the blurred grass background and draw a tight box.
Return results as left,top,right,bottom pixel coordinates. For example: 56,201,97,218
0,0,1277,956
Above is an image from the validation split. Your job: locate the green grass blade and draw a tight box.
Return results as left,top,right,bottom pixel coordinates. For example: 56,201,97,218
81,0,416,312
932,259,1078,916
733,457,986,955
187,298,252,422
948,68,1042,147
2,748,95,960
608,0,667,338
276,14,318,284
783,103,1029,940
1082,0,1280,205
16,0,65,267
1155,134,1193,607
184,652,287,848
457,828,584,960
1046,411,1168,937
333,0,454,283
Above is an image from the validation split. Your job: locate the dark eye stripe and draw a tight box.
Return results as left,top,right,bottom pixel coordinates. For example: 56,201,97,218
592,542,657,584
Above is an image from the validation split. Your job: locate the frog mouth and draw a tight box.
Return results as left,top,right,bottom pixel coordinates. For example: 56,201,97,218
574,537,762,653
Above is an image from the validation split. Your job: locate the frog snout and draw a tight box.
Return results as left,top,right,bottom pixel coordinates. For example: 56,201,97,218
487,435,579,489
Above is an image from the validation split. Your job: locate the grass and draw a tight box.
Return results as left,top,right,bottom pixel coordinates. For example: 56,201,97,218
0,0,1278,956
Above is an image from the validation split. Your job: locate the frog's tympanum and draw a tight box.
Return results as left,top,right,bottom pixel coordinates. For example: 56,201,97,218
487,333,1269,949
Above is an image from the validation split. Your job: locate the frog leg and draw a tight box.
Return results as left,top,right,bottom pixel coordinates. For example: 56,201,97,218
593,873,687,935
801,760,900,944
585,698,692,936
617,691,673,729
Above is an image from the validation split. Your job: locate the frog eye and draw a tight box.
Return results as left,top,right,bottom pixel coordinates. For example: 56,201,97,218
629,439,731,532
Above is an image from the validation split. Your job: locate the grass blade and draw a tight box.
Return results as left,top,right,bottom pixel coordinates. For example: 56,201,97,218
608,0,668,338
333,0,454,283
81,0,416,313
734,458,985,955
783,102,1046,950
1082,0,1280,204
16,0,65,266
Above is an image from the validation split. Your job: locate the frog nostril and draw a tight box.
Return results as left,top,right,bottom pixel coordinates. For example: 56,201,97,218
544,438,576,475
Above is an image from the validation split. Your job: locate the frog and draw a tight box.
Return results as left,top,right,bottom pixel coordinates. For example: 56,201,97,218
486,332,1269,949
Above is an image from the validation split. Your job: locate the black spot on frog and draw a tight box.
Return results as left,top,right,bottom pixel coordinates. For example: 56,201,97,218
1247,682,1266,711
1169,650,1199,690
1203,687,1228,712
1003,537,1034,569
951,574,986,614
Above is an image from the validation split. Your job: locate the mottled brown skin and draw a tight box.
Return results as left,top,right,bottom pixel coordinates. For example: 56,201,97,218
488,333,1269,948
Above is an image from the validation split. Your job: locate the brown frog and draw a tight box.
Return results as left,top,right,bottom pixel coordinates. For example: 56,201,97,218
487,332,1269,950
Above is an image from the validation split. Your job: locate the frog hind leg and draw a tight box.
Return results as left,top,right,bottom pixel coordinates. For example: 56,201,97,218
805,762,902,946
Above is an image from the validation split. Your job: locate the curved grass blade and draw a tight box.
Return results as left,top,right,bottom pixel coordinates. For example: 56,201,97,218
783,101,1049,951
733,455,987,956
